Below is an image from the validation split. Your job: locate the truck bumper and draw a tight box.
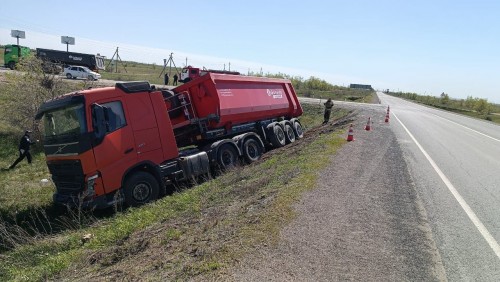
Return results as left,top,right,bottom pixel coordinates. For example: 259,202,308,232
53,192,123,210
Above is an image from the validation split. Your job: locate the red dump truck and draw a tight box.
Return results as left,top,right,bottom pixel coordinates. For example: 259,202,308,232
35,73,303,209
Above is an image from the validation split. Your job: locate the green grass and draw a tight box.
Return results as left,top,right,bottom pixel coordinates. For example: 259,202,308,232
0,104,350,280
101,59,180,85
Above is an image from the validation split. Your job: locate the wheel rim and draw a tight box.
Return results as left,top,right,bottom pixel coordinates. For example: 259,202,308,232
246,141,260,161
221,149,235,166
286,126,295,141
295,123,303,137
133,182,151,202
276,126,285,143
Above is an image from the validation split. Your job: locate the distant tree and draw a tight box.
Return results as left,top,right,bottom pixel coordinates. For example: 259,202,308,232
475,98,491,114
440,92,450,104
464,96,476,110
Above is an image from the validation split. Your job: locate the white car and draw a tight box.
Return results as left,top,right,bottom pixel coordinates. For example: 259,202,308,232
64,66,101,80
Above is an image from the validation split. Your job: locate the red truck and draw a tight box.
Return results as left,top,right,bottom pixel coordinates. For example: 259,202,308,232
179,66,240,83
35,73,303,209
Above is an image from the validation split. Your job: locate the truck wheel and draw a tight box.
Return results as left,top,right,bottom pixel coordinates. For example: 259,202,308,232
123,172,159,207
284,123,296,144
292,121,304,139
217,143,238,169
7,61,16,70
66,73,72,79
269,124,286,147
243,137,263,164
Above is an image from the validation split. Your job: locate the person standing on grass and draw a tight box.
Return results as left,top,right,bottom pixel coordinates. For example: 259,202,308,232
322,98,334,125
164,73,169,85
173,73,178,85
9,130,37,169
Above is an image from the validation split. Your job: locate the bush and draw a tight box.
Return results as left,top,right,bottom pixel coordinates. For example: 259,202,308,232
0,55,82,137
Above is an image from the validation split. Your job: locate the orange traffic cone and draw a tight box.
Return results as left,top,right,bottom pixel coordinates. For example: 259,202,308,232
385,113,390,123
365,117,372,131
347,124,355,141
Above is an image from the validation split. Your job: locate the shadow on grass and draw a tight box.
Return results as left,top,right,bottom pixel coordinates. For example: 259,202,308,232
0,203,118,252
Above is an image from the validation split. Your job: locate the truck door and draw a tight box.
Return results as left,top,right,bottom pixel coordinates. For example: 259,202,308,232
92,100,136,192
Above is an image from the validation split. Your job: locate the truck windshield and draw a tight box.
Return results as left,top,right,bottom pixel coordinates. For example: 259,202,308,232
42,103,86,141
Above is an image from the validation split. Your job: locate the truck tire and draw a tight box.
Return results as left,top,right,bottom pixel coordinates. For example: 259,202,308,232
269,124,286,148
284,123,296,144
292,120,304,139
242,137,264,164
66,73,72,79
123,171,159,207
7,61,16,70
216,143,238,169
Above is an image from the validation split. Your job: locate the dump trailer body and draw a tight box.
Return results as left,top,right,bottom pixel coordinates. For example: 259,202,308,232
36,48,105,71
172,73,302,130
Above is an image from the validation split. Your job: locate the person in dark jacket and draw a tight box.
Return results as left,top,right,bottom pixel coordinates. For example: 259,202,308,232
173,73,178,85
164,73,169,85
322,98,334,125
9,130,37,169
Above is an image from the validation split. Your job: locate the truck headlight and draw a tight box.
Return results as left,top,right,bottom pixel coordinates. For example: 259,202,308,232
86,173,99,197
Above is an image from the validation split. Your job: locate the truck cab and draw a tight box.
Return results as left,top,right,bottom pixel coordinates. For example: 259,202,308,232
36,82,179,209
4,44,31,69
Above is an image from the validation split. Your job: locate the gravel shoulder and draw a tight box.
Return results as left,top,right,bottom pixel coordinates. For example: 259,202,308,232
228,106,447,281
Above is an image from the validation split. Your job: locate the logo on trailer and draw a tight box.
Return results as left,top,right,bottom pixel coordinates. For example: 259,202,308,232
69,55,83,61
219,89,234,97
266,89,283,99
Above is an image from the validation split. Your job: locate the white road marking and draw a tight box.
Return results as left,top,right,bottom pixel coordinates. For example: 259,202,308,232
430,113,500,143
392,112,500,260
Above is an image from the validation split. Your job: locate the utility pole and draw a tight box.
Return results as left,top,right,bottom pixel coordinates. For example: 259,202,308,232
159,52,178,78
106,47,127,73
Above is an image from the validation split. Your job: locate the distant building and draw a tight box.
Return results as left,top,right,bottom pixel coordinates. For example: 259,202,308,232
349,84,373,90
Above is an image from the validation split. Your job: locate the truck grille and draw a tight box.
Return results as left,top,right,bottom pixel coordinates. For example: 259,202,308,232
47,159,85,196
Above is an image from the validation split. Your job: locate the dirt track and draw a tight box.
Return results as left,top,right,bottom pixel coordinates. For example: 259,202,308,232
228,106,447,281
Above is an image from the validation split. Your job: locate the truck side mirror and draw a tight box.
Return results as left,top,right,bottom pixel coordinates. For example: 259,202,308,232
91,103,106,141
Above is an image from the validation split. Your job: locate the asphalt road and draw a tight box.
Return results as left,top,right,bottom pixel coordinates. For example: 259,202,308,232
377,92,500,280
230,102,447,281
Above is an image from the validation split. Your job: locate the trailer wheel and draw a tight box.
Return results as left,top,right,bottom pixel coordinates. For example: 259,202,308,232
284,123,296,144
269,124,286,147
243,137,264,164
292,120,304,139
123,172,159,207
217,143,238,169
66,73,72,79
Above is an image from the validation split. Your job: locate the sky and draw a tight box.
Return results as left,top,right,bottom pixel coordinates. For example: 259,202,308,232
1,0,499,103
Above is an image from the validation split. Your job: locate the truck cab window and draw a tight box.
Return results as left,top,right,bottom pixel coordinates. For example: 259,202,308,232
102,101,126,132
